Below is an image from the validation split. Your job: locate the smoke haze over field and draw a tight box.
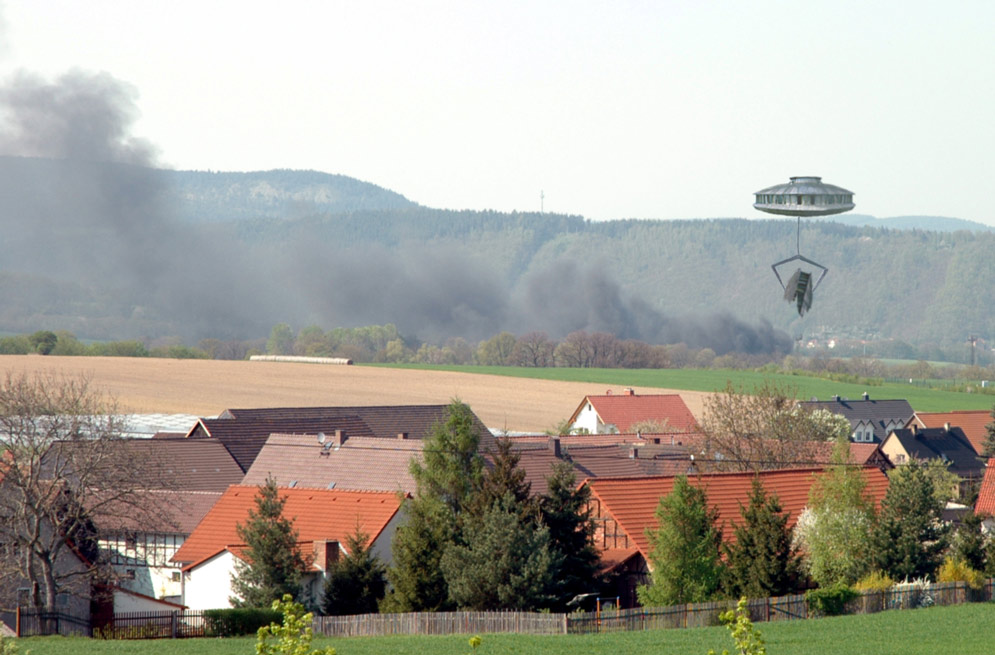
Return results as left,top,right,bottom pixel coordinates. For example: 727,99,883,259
0,70,791,354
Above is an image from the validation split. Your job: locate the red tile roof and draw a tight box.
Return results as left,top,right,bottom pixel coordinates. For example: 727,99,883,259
915,411,993,456
586,467,890,558
570,392,699,433
976,458,995,516
171,485,402,567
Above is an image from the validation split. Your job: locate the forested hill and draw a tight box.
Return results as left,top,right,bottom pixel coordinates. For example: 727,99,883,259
0,158,993,350
160,168,416,221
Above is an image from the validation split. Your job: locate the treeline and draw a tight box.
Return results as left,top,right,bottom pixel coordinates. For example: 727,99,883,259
4,325,995,390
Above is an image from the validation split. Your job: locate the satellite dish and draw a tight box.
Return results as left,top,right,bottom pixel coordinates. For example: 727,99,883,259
317,432,326,444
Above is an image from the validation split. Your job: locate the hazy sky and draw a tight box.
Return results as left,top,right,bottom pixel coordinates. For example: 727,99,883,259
2,1,993,224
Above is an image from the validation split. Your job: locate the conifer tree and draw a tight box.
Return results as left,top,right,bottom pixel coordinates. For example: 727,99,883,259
637,476,723,607
320,527,386,616
230,477,310,607
722,478,800,599
469,437,533,518
951,511,988,573
982,404,995,457
384,400,486,611
440,492,559,610
872,460,948,580
539,460,601,610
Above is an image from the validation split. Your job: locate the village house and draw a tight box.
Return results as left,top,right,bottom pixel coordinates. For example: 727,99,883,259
910,410,993,456
797,394,914,443
568,389,699,435
880,424,985,499
975,457,995,532
184,404,494,472
583,467,891,608
171,485,404,610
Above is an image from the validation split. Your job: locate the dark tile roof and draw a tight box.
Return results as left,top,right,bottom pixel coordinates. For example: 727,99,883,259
42,438,244,492
798,398,915,443
194,405,494,472
93,490,224,534
188,416,375,472
914,411,994,455
885,427,985,477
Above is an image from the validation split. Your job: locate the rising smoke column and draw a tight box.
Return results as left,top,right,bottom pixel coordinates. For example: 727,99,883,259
513,257,791,355
0,70,289,340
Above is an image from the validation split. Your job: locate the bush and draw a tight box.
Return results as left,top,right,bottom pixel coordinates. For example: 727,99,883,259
806,583,859,616
0,336,31,354
203,607,283,637
854,570,895,592
937,557,985,590
256,594,335,655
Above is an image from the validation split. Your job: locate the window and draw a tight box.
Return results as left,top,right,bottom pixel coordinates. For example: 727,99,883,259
171,571,181,582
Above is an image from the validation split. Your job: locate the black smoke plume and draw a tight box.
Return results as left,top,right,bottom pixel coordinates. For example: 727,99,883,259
0,70,790,354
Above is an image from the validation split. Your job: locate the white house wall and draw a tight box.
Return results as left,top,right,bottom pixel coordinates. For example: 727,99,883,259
571,403,604,434
183,551,238,611
183,551,324,611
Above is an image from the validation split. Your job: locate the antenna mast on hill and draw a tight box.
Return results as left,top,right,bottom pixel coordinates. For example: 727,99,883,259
969,335,978,367
540,190,545,214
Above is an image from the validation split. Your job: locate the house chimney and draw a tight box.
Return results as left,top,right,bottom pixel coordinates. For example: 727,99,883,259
624,388,635,396
862,392,869,401
313,539,340,571
910,424,917,435
629,445,639,459
334,429,346,446
548,435,561,457
397,432,408,440
944,422,951,432
833,394,840,401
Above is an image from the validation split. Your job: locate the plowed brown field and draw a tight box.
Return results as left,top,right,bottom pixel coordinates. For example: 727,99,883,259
0,355,708,432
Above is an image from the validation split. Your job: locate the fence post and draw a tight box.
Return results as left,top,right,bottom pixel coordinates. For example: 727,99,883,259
171,610,178,639
15,607,19,638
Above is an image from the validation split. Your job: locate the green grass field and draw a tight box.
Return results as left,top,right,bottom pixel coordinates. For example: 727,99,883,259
367,363,995,413
18,602,995,655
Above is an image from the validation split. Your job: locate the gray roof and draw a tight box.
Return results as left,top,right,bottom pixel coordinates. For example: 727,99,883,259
886,427,985,478
798,397,915,443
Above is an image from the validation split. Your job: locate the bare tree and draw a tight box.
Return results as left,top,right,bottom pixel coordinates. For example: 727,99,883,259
512,332,555,367
700,381,850,472
0,372,173,611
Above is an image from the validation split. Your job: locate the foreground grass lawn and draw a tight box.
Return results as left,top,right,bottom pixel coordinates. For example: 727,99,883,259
20,602,995,655
368,363,995,412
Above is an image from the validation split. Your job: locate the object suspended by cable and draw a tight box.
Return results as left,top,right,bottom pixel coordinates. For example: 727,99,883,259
753,176,854,315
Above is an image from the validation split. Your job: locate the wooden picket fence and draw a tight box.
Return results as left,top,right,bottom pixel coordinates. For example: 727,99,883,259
9,578,995,639
313,610,566,637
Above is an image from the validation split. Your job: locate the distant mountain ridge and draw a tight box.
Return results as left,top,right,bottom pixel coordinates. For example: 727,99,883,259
161,168,417,221
1,157,993,350
816,213,994,233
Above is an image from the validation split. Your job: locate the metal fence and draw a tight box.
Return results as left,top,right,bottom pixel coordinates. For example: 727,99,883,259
13,609,92,637
92,610,210,639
